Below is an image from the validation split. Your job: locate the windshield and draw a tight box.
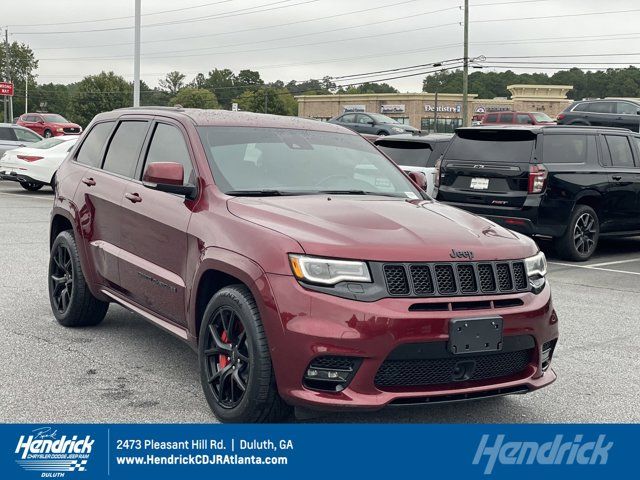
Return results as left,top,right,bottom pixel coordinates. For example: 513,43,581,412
446,130,535,163
532,112,554,122
377,143,433,168
42,114,69,123
30,137,70,149
198,127,423,198
368,113,399,124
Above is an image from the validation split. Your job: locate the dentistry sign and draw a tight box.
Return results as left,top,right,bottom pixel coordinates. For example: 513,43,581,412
425,104,462,113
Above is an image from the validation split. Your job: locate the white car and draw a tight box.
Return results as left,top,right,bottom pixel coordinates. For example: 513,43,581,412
374,134,453,197
0,135,78,191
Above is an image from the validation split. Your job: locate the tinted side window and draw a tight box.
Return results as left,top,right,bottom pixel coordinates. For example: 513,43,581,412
341,114,356,123
143,123,194,184
0,127,16,141
542,134,590,163
484,113,498,123
499,113,514,123
617,102,639,115
572,102,589,112
76,122,115,168
376,142,431,168
605,135,635,168
589,102,616,114
517,114,533,124
102,121,149,178
356,114,372,124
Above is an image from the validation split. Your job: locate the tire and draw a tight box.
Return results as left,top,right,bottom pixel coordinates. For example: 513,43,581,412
43,129,53,138
48,230,109,327
20,182,44,192
377,130,389,136
198,285,291,423
554,204,599,261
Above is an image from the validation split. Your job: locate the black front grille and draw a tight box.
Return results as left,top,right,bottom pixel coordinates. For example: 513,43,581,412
375,349,533,388
63,127,80,133
383,264,410,295
309,356,355,370
381,261,528,297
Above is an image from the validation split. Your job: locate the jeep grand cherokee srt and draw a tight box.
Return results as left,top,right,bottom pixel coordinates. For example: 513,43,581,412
48,108,558,422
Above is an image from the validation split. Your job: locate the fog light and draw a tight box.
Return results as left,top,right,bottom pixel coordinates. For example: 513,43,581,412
306,369,318,377
541,339,556,371
303,356,361,392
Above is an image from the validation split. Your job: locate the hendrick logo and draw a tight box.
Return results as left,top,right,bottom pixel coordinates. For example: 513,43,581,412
14,427,94,476
450,249,474,260
473,434,613,475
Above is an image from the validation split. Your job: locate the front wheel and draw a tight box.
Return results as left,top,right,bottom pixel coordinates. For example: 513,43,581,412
198,285,291,423
377,130,389,136
21,182,43,191
43,129,53,138
48,230,109,326
555,205,599,261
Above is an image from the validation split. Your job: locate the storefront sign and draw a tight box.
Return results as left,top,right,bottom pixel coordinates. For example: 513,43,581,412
343,105,366,113
475,105,512,113
425,104,461,113
380,104,405,114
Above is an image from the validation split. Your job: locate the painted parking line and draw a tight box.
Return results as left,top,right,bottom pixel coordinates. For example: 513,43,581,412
587,257,640,268
548,261,640,276
0,191,52,201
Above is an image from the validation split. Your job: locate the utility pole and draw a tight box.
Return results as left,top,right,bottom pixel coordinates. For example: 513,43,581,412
2,28,6,123
264,90,268,114
133,0,141,107
24,72,28,114
462,0,469,127
433,87,438,133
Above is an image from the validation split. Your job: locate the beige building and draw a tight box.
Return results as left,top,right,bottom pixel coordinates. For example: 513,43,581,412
296,84,574,132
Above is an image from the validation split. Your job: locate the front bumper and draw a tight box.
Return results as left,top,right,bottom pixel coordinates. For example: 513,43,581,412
265,274,558,410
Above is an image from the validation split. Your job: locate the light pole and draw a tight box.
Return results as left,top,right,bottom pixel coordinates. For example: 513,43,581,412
133,0,141,107
462,0,469,126
430,63,443,134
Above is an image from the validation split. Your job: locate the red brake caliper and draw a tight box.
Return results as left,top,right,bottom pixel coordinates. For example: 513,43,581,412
218,331,230,368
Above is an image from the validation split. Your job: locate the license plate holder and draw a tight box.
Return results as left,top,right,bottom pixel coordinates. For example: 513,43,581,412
470,177,489,190
449,317,503,355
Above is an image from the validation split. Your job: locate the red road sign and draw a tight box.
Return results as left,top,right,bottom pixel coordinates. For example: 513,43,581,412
0,82,14,96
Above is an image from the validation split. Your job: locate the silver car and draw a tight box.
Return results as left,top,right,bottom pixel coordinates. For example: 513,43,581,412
0,123,43,157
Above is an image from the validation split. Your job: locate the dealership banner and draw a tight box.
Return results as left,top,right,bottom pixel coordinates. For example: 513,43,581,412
0,423,634,479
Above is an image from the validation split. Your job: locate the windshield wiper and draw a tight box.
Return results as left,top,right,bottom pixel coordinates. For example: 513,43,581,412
226,189,285,196
317,190,403,197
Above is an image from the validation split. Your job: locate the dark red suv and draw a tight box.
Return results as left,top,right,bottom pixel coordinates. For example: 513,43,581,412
17,113,82,138
48,107,558,422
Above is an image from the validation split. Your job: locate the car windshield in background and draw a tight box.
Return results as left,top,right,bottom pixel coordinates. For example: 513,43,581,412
446,130,535,163
30,137,69,149
198,127,422,198
377,142,433,168
42,114,69,123
532,112,554,122
368,113,399,124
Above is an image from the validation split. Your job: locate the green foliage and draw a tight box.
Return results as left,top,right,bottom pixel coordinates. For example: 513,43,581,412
233,87,297,116
338,82,399,94
0,41,38,87
169,88,218,109
158,71,186,95
423,67,640,100
69,72,132,126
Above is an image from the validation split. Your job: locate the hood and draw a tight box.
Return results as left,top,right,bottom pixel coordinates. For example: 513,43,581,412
51,122,81,129
227,195,537,262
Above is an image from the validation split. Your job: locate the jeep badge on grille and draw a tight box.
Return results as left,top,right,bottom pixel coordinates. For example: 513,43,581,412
450,249,474,260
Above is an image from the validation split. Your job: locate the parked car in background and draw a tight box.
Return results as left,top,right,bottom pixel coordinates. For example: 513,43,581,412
480,111,556,126
0,123,43,157
435,125,640,260
329,112,419,136
47,107,557,422
471,113,485,125
374,133,452,196
556,98,640,132
0,135,78,191
17,113,82,138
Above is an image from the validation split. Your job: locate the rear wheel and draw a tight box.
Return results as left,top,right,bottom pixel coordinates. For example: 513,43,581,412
20,182,43,191
198,285,291,423
377,130,389,136
555,205,599,261
48,230,109,326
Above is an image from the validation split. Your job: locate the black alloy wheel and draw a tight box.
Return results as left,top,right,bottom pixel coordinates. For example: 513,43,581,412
573,211,597,256
50,243,74,315
20,182,43,191
203,306,250,409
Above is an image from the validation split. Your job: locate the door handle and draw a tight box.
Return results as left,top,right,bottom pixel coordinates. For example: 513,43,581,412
612,175,622,181
81,177,96,186
125,192,142,203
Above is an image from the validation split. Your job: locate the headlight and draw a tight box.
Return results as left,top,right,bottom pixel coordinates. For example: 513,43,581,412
391,126,404,133
524,251,547,290
289,254,371,285
56,127,64,132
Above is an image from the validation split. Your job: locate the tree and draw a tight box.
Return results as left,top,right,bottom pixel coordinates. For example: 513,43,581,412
169,88,218,108
24,83,71,117
233,87,297,116
140,80,171,107
0,41,38,119
158,71,186,95
339,82,398,94
287,76,335,95
69,72,132,126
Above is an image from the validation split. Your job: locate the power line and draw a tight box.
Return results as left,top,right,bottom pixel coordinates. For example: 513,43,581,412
334,59,464,80
7,0,236,27
12,0,319,35
486,52,640,59
472,7,640,25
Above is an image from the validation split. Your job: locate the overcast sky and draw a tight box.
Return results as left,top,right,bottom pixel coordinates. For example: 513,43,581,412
4,0,640,91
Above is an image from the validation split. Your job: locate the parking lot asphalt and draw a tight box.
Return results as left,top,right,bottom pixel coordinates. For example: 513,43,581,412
0,181,638,423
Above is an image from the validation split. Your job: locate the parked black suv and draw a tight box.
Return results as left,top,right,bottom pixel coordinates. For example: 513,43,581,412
557,98,640,133
435,125,640,260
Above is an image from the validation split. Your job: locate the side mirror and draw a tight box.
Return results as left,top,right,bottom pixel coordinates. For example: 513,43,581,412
636,110,640,115
407,170,428,191
38,119,45,124
142,162,197,199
